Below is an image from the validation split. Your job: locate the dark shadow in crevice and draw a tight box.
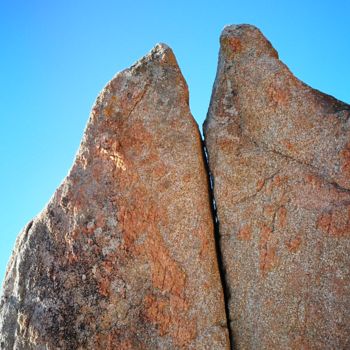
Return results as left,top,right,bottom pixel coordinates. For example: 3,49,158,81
201,139,234,350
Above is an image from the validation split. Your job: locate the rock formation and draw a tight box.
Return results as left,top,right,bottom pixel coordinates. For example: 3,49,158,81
2,25,350,350
204,24,350,349
0,44,229,349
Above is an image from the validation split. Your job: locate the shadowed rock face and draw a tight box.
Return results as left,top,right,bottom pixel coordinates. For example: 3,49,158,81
204,25,350,349
0,44,229,349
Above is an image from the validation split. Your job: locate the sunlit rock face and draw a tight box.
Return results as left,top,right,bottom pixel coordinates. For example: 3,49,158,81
2,25,349,350
204,24,350,349
0,44,229,350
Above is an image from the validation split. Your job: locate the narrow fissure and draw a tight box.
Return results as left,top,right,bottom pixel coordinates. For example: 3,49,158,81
201,139,234,349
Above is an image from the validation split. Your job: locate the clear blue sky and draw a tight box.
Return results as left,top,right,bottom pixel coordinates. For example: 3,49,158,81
1,0,349,284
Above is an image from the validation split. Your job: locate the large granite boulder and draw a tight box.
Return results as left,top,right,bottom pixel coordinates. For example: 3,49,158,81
0,44,229,350
204,24,350,349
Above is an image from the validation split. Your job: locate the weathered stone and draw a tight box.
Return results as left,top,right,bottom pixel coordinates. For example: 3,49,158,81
204,25,350,349
0,44,229,349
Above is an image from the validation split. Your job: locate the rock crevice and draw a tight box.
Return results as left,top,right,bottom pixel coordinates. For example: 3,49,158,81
201,142,234,349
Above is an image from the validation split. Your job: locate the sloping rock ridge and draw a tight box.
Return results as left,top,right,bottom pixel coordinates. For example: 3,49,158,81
0,44,229,349
204,24,350,349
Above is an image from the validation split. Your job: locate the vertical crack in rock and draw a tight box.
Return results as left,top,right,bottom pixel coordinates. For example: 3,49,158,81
0,44,230,349
202,141,234,349
204,24,350,349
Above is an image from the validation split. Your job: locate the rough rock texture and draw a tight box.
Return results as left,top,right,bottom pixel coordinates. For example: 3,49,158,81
0,44,229,349
204,25,350,349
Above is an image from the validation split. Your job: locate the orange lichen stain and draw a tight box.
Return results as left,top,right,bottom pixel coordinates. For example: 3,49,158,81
174,324,197,347
88,118,200,345
259,224,278,275
220,36,242,58
144,294,196,347
144,295,171,336
148,239,187,297
99,277,110,297
283,140,294,151
265,175,287,196
116,121,153,157
305,174,317,185
116,180,196,345
237,224,252,241
227,37,242,52
268,84,289,106
160,48,178,67
102,96,120,118
286,235,302,253
256,178,265,191
261,246,277,275
182,173,192,183
273,175,282,186
153,165,166,178
317,206,350,237
169,294,189,314
277,206,287,228
103,104,114,118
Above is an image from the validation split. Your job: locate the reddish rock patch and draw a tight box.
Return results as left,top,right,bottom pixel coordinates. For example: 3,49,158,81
237,224,252,241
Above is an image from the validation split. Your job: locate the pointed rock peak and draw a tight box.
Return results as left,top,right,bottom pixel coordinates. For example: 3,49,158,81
91,43,189,129
130,42,179,69
151,42,178,64
208,23,350,191
220,24,278,59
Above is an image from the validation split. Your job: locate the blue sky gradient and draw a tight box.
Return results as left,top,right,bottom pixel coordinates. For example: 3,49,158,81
1,0,349,283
